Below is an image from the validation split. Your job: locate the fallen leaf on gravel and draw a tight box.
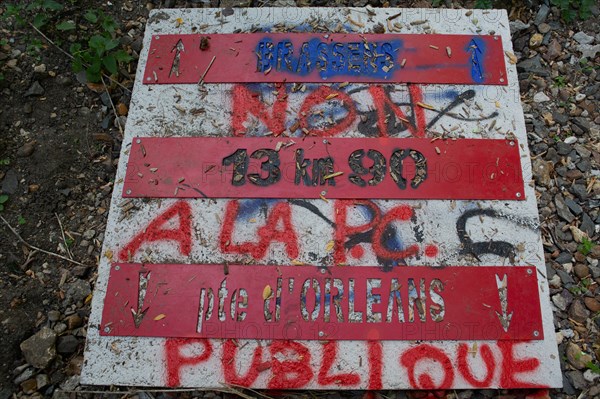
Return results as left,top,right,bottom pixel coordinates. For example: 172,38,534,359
505,50,517,64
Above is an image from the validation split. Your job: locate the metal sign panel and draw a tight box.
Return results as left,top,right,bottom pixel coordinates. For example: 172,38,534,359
123,137,524,200
83,7,562,390
101,263,543,341
143,33,508,85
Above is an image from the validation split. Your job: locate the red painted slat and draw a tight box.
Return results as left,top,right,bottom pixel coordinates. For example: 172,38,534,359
143,33,507,85
123,137,524,200
101,263,543,341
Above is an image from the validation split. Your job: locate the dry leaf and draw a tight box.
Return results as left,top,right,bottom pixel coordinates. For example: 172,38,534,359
291,259,304,265
325,240,335,252
262,285,273,300
154,314,166,321
569,225,587,243
104,249,113,261
504,51,517,64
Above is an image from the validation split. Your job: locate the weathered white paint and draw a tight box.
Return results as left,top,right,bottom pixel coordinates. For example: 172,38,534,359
82,7,561,389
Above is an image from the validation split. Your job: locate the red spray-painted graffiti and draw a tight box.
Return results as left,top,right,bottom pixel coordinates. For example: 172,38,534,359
164,339,547,389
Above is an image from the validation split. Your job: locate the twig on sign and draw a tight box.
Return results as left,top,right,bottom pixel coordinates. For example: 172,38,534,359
1,215,86,266
198,55,216,85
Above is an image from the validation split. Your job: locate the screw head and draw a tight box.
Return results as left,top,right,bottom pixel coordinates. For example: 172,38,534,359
527,268,532,275
516,192,522,198
499,78,505,83
126,189,132,195
115,265,120,271
136,139,141,144
104,326,111,333
320,190,327,196
320,268,325,274
155,35,160,39
533,330,539,337
318,331,324,337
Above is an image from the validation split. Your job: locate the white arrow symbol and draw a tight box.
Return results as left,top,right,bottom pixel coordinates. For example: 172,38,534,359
495,274,513,332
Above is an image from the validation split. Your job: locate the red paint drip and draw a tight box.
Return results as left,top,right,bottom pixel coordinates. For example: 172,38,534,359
349,244,365,259
119,201,192,261
164,338,212,387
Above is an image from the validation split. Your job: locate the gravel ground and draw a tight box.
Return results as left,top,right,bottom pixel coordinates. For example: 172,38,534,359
0,0,599,398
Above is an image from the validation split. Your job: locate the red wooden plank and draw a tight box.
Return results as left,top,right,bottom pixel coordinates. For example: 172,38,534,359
100,263,543,341
143,33,507,85
123,137,524,200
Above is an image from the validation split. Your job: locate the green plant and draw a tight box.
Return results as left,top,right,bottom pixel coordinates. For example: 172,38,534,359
474,0,493,8
0,159,9,165
69,10,131,83
578,237,596,256
17,215,26,225
551,0,595,21
0,195,8,211
587,361,600,375
3,0,63,28
553,76,567,88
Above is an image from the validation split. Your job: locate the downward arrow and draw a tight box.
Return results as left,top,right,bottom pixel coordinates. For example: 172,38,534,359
468,38,484,83
495,274,513,332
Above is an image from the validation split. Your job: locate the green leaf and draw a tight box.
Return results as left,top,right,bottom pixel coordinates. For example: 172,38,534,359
0,195,9,204
18,216,26,225
33,14,48,29
56,20,76,31
101,17,118,33
86,59,102,83
102,54,118,75
104,38,119,52
69,43,82,54
84,10,98,23
113,50,133,63
43,0,63,10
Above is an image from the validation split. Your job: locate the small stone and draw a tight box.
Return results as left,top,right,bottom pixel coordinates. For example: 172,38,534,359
17,142,35,157
65,279,91,303
509,20,530,34
544,39,562,61
573,31,595,45
47,310,61,322
538,23,551,34
23,103,33,114
575,93,586,102
584,369,600,383
517,55,542,73
566,342,593,369
56,335,79,354
574,263,589,279
552,293,567,311
13,367,35,385
563,136,577,145
20,378,37,394
579,44,600,59
555,194,575,222
584,297,600,312
533,91,550,103
568,299,590,324
83,229,96,240
534,4,550,25
20,327,57,369
555,252,572,264
1,169,19,195
36,373,50,390
33,64,46,73
566,370,587,390
580,213,595,237
25,81,44,97
116,102,128,116
66,314,83,330
564,197,583,215
529,33,543,48
532,159,553,187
